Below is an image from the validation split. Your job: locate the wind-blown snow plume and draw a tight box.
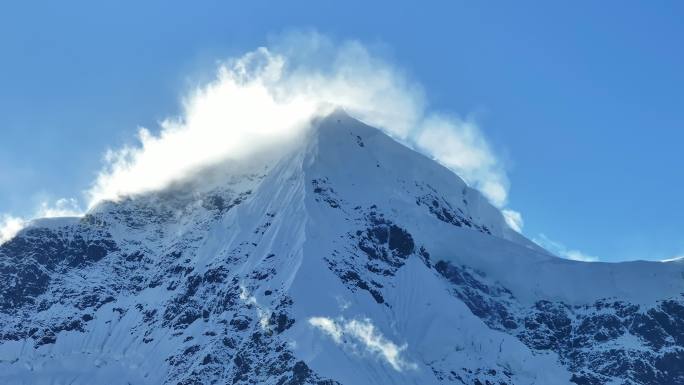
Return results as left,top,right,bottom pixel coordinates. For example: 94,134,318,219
87,32,513,214
533,233,599,262
0,198,83,244
502,209,524,233
0,215,25,244
309,316,416,371
416,115,508,207
36,198,83,218
1,32,520,244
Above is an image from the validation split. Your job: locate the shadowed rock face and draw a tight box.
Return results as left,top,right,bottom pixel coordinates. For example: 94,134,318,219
436,259,684,385
0,225,117,312
415,185,491,235
325,208,417,306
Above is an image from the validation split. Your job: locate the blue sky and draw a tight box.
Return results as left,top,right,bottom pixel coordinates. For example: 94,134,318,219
1,1,682,262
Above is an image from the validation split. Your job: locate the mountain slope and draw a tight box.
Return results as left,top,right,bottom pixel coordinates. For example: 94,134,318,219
1,110,683,384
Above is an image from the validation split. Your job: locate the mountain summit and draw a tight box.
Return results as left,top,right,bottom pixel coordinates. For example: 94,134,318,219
2,111,684,384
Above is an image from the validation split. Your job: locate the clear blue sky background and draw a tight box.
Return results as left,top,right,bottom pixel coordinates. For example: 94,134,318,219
1,1,682,262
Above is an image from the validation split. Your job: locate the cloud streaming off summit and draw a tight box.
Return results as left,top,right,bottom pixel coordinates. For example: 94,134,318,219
90,35,511,211
1,4,683,385
0,34,514,244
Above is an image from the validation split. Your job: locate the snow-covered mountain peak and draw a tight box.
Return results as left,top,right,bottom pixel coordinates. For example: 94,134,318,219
309,109,521,237
2,111,684,384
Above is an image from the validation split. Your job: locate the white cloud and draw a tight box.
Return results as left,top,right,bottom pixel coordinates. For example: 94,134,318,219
0,199,84,245
37,198,83,218
533,233,599,262
87,50,321,207
661,256,684,263
85,31,512,214
0,215,27,244
309,316,416,371
309,317,343,343
240,285,272,330
2,31,518,237
416,115,508,207
502,209,524,233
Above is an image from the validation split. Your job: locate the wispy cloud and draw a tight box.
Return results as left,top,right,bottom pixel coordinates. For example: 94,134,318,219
0,215,27,244
86,31,513,213
533,233,599,262
415,115,508,207
502,209,524,233
0,198,84,245
309,316,416,371
36,198,83,218
239,285,272,330
3,31,521,237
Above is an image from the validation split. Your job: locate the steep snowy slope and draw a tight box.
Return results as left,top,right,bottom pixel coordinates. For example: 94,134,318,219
1,110,683,384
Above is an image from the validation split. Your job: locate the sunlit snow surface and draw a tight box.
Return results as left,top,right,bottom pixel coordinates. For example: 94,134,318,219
1,111,683,384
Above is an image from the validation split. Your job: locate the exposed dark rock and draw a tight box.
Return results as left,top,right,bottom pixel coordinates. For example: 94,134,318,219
0,225,117,311
436,258,684,384
415,185,491,235
311,178,341,209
